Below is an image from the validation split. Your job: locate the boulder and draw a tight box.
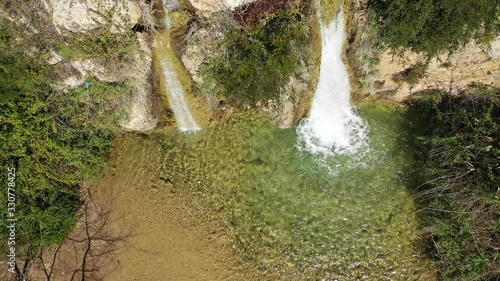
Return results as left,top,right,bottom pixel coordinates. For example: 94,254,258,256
48,0,134,34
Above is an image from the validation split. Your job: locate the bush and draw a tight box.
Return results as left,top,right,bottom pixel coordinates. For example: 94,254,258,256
233,0,297,27
201,8,310,105
407,85,500,280
369,0,500,57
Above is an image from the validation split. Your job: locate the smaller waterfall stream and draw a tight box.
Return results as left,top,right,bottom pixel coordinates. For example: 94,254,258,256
297,11,368,156
155,16,201,132
160,56,201,132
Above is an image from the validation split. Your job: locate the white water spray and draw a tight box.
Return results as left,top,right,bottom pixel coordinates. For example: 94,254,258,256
297,11,368,156
157,16,201,132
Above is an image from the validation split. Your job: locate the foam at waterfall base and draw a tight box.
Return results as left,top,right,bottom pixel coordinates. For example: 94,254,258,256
297,108,369,156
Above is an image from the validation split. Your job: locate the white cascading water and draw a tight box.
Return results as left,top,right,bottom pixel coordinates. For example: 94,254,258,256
297,10,368,156
159,16,201,132
160,57,201,132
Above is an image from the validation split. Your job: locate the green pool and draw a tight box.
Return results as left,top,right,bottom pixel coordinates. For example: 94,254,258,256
142,102,434,280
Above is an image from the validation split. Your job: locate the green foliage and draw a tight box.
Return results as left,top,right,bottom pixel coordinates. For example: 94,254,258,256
369,0,500,57
201,8,310,105
55,28,137,65
407,86,500,280
0,20,127,250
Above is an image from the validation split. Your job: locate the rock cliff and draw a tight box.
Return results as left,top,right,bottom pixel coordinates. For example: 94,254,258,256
346,0,500,102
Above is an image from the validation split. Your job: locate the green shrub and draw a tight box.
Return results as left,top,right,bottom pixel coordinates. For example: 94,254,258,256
369,0,500,57
201,8,310,105
407,86,500,280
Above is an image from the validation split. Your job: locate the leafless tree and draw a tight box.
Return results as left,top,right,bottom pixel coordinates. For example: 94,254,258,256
3,188,136,281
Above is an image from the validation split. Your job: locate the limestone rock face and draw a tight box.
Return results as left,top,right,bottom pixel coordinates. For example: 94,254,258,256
261,71,312,129
53,32,157,132
47,49,65,65
120,83,158,132
370,37,500,101
47,0,137,34
180,0,317,128
181,25,314,128
120,33,158,132
181,27,216,86
68,35,151,84
189,0,256,14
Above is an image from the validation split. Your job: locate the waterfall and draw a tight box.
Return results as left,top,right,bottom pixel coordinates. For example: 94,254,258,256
297,10,368,156
160,56,201,132
156,16,201,132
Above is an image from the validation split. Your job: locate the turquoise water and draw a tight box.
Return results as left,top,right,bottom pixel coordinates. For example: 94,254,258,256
153,102,433,280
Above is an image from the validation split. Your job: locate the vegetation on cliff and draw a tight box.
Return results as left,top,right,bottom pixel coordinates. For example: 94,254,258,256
200,5,310,105
408,85,500,280
55,28,138,66
0,11,132,267
369,0,500,57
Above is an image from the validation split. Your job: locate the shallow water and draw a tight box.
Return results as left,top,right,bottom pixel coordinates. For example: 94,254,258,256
142,102,434,280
